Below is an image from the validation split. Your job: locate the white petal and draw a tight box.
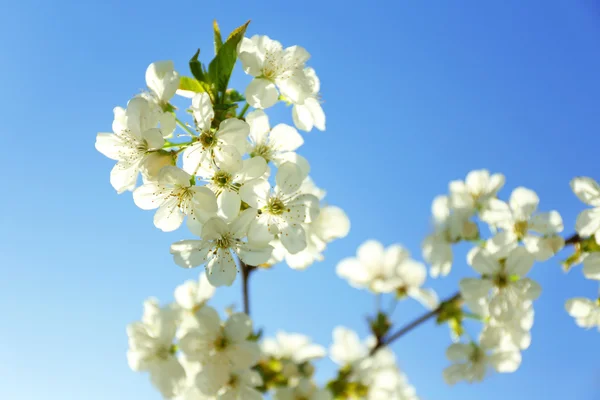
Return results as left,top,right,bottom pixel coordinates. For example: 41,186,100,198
460,278,493,299
269,123,304,152
154,199,185,232
218,190,241,220
480,198,513,227
397,259,426,288
235,156,267,183
230,208,258,238
275,162,304,194
505,247,535,276
246,78,278,109
408,287,439,309
110,161,139,194
206,249,237,286
191,92,214,132
247,216,274,245
445,343,472,362
228,341,261,369
575,208,600,237
133,182,163,210
292,103,313,132
145,60,179,102
583,252,600,280
312,205,350,242
509,187,539,221
489,350,521,373
305,97,325,131
565,297,595,318
529,211,563,235
471,249,501,275
171,240,210,268
240,179,270,209
214,145,243,172
246,109,271,144
238,242,274,265
201,217,230,240
224,313,253,341
280,223,308,254
571,177,600,206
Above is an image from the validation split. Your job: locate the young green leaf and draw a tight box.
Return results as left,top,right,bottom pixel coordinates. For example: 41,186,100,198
208,20,251,102
213,20,223,54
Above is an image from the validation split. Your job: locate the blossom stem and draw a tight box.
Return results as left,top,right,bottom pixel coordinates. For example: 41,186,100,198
237,103,250,119
176,118,196,136
162,139,195,149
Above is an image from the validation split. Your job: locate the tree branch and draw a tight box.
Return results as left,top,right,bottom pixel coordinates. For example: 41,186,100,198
370,232,582,355
371,292,461,354
240,261,256,316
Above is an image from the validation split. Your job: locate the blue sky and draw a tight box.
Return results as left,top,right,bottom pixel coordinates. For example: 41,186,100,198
1,0,600,399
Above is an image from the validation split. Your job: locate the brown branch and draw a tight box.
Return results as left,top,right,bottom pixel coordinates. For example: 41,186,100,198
370,232,581,354
240,261,256,316
371,292,461,354
565,233,581,246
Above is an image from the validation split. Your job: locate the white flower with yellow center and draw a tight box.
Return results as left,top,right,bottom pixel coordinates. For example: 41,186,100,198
182,93,249,176
480,187,564,261
127,298,185,398
133,166,218,232
443,342,521,385
449,169,504,214
240,162,320,254
422,195,478,278
565,296,600,329
292,67,325,132
95,96,165,193
170,210,273,286
460,247,540,322
246,109,309,175
238,35,311,109
178,308,261,396
216,368,263,400
196,156,267,221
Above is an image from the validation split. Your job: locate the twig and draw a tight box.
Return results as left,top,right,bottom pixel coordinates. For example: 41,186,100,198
240,261,256,316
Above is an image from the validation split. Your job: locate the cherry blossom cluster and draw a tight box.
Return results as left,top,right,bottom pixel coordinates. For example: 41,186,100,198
96,42,348,288
96,21,599,400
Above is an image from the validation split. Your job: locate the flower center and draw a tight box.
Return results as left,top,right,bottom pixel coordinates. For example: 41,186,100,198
250,143,273,163
469,346,484,363
267,197,286,215
214,335,229,350
514,220,529,239
200,131,217,148
215,234,233,249
213,170,232,188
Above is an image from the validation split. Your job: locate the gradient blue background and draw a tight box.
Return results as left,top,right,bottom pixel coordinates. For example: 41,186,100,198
2,0,599,399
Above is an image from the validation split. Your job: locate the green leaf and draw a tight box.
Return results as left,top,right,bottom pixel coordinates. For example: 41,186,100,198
208,20,251,100
226,89,245,103
178,76,208,93
189,49,207,82
213,20,223,54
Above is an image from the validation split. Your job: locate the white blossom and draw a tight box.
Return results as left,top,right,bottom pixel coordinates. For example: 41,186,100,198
133,166,218,232
240,162,320,254
127,298,185,398
96,96,165,193
443,342,521,385
178,308,261,395
565,297,600,330
422,196,478,277
174,274,216,314
238,35,311,109
292,67,325,132
170,210,273,286
195,156,268,221
480,187,564,261
262,332,326,364
182,93,250,175
337,240,438,307
583,252,600,281
146,61,180,105
216,368,263,400
449,169,505,214
246,109,310,175
460,247,540,322
571,176,600,243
